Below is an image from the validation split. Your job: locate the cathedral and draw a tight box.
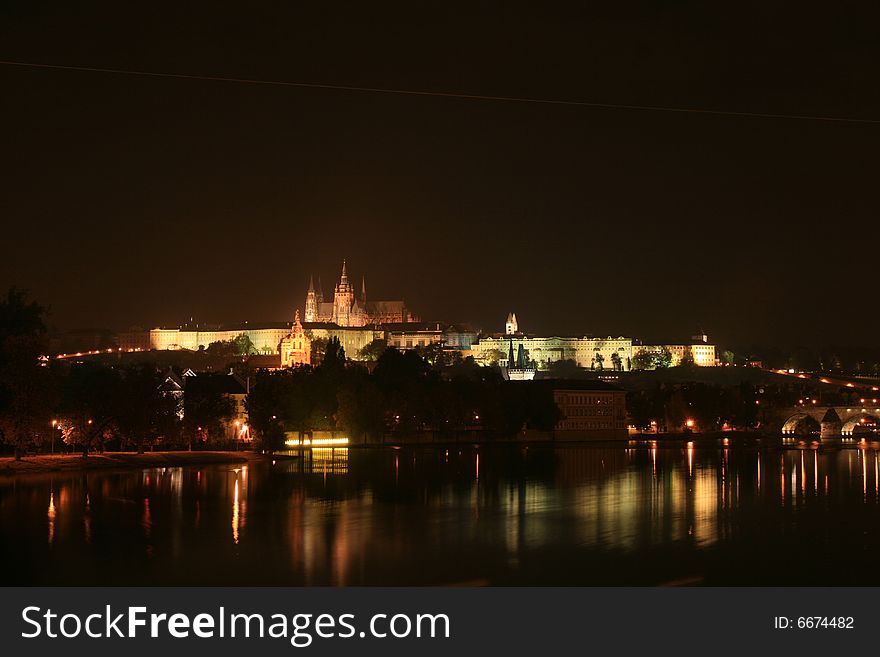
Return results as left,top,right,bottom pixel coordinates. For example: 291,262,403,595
304,260,416,327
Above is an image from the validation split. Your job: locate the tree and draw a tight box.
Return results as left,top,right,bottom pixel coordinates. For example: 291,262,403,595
232,333,257,356
415,341,447,367
322,337,346,371
114,365,180,453
205,339,236,359
183,380,236,448
610,352,622,371
246,370,289,452
309,337,328,365
358,338,388,362
547,359,582,379
0,289,51,459
595,353,605,370
58,363,120,457
632,351,653,370
485,349,506,366
634,348,674,370
678,348,695,368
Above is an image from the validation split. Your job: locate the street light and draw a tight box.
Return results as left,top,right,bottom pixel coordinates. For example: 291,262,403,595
51,420,57,454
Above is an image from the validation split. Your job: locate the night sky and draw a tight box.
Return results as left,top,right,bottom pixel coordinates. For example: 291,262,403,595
2,1,878,350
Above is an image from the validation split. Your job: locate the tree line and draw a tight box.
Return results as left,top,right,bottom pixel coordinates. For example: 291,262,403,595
0,290,560,457
0,289,241,457
247,337,561,450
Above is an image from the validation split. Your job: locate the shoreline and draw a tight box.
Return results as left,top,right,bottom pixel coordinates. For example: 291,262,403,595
0,451,262,476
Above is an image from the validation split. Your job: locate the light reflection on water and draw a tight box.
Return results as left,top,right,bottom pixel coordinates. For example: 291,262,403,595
5,443,880,585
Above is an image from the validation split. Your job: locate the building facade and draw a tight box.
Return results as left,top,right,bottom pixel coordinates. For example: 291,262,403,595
632,336,718,367
472,335,634,371
505,312,518,335
280,310,311,368
504,340,537,380
303,324,385,360
304,260,416,327
552,381,628,438
144,325,290,354
469,315,633,371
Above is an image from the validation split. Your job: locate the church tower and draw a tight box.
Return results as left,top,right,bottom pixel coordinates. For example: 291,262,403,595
505,312,518,335
280,309,311,368
304,275,318,323
332,260,356,326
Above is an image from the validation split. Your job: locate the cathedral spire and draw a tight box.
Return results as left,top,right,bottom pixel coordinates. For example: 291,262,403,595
361,276,366,302
307,275,314,293
340,259,348,285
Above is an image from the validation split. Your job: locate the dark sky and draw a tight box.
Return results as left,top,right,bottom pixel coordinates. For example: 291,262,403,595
2,1,878,349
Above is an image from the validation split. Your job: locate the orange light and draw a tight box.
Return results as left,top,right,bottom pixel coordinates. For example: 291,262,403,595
685,419,695,428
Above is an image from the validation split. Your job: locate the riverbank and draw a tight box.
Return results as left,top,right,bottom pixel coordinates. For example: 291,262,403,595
628,430,778,442
0,451,262,476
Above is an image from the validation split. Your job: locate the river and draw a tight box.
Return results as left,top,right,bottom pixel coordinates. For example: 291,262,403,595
3,442,880,585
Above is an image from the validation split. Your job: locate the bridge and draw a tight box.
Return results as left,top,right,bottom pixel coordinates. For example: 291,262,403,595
780,403,880,438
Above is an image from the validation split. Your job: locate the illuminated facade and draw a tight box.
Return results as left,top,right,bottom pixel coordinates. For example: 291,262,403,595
304,260,416,327
472,332,633,371
469,315,633,371
504,340,536,380
146,325,289,354
632,337,717,367
552,381,627,437
304,325,385,360
279,310,311,368
505,312,518,335
385,323,478,351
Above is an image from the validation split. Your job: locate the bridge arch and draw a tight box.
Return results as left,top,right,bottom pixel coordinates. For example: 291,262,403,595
782,413,821,436
841,412,880,436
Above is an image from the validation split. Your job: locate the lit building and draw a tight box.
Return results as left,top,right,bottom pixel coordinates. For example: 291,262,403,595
385,323,479,352
471,316,633,371
505,312,518,335
279,310,311,368
551,380,628,438
385,323,443,350
503,339,536,380
632,334,718,367
304,260,416,326
304,325,385,360
143,324,290,354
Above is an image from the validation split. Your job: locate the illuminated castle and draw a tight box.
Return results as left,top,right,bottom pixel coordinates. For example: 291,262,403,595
304,260,416,327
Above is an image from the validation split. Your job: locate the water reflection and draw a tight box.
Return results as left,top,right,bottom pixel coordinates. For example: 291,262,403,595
5,443,880,585
47,490,55,545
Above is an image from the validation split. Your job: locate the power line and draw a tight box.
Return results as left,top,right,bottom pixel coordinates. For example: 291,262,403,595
2,59,879,125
